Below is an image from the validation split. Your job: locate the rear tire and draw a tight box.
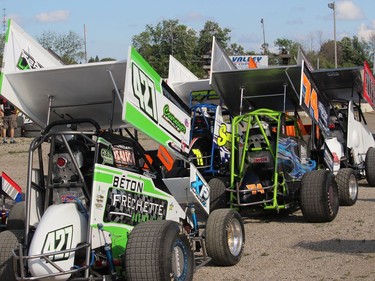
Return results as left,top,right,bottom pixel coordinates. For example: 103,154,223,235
300,170,339,222
365,147,375,186
7,201,25,230
336,168,358,206
124,220,194,281
205,209,245,266
208,178,227,211
0,230,23,281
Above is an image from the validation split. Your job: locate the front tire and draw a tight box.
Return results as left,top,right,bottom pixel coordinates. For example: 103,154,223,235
0,230,23,281
300,170,339,222
205,209,245,266
124,220,194,281
365,147,375,186
336,168,358,206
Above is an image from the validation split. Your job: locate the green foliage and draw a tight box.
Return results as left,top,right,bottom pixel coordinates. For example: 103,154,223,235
132,19,232,77
197,21,231,55
317,36,368,68
274,38,301,65
37,30,85,64
132,19,198,77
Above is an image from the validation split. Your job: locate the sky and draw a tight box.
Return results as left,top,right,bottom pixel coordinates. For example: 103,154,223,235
2,0,375,61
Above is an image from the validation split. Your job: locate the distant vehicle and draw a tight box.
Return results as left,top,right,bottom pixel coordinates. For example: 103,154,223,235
208,38,362,221
311,64,375,190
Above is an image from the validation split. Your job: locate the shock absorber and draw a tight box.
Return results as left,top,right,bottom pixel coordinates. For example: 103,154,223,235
189,203,199,233
97,223,116,276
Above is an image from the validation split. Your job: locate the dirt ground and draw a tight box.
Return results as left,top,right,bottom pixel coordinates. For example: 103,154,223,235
1,112,375,281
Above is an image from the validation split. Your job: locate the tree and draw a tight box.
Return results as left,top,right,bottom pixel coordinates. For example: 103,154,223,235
37,31,85,64
226,43,246,56
0,33,5,62
132,19,197,77
339,36,367,67
318,40,339,68
197,21,231,56
274,38,301,65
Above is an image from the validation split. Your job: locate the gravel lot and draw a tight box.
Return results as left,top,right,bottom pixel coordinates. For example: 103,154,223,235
1,112,375,281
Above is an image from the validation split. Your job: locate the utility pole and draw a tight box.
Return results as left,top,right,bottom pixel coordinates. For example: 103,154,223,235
328,2,337,68
261,18,268,55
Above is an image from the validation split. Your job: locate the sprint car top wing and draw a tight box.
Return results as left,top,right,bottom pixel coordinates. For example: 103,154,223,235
123,47,192,157
209,37,302,116
311,66,364,103
0,19,127,130
167,55,212,106
209,38,331,137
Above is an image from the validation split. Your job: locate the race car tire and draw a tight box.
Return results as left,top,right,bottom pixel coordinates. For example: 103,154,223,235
7,201,25,230
208,178,227,211
300,170,339,222
0,230,23,281
205,209,245,266
365,147,375,187
336,168,358,206
124,220,194,281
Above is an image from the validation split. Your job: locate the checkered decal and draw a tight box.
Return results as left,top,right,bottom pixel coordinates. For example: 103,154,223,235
104,188,168,226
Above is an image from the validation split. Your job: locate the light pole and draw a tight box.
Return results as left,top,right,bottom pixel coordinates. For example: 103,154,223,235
328,2,337,68
261,18,268,54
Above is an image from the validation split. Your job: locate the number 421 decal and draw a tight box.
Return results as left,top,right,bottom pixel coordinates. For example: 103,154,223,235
131,62,158,122
42,225,73,261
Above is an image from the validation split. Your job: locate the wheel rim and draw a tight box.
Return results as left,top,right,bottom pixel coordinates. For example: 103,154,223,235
171,240,187,279
348,173,358,200
227,217,243,256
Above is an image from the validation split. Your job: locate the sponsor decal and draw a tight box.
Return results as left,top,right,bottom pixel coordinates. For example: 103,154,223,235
42,225,73,261
17,50,43,70
113,145,136,168
104,188,167,225
229,55,268,68
113,175,144,193
100,147,114,165
162,104,186,134
250,157,270,163
191,175,209,207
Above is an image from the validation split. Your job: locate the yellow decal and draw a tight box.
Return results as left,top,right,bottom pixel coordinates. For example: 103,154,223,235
218,124,231,146
192,149,203,166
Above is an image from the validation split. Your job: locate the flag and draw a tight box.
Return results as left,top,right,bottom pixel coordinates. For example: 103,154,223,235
1,172,22,202
248,57,257,69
